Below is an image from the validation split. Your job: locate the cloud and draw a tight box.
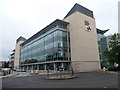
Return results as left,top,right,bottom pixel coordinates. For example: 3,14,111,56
0,0,119,61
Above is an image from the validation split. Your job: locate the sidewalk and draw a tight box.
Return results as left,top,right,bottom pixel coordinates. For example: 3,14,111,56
95,70,119,74
0,72,19,79
15,72,31,77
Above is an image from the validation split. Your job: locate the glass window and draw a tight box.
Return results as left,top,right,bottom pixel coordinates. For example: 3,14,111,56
20,29,70,63
58,24,67,29
45,33,52,41
57,30,62,36
54,41,59,47
39,64,44,70
62,31,67,37
28,66,32,70
45,43,53,50
58,41,63,47
54,30,58,37
33,65,37,70
45,35,48,41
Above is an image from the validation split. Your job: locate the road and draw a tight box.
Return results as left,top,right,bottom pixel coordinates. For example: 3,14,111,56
2,72,118,88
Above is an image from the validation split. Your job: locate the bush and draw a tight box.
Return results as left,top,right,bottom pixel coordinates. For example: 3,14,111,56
108,67,120,71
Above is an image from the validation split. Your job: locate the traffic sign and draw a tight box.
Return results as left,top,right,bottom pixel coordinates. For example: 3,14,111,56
59,67,63,72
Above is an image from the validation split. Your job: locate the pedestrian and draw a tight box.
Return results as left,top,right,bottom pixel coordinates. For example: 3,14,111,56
12,68,14,73
8,70,10,74
3,70,6,76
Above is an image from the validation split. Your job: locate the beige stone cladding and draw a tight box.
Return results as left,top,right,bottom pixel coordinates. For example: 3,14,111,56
14,41,24,69
64,11,101,72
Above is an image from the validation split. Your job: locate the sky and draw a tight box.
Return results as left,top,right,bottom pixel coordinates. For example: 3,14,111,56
0,0,119,61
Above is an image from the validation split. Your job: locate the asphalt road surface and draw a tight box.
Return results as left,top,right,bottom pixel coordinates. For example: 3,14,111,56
2,72,118,88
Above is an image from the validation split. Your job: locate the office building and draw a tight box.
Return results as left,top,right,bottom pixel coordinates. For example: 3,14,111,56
14,3,102,72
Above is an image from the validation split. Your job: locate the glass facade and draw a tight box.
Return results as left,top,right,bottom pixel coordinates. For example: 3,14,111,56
100,37,108,61
20,23,70,64
99,37,109,68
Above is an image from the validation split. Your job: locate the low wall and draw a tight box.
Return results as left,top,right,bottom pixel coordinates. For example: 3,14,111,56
26,70,56,74
71,61,101,72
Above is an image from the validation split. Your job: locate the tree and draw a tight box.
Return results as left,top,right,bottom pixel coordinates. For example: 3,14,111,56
104,33,120,68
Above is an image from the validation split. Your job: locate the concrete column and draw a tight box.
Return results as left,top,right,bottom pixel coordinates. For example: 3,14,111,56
44,64,46,70
26,65,28,71
61,63,64,68
54,63,56,71
32,65,33,70
37,65,39,70
23,66,25,71
30,65,34,74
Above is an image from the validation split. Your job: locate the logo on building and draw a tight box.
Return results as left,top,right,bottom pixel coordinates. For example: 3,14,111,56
85,20,91,32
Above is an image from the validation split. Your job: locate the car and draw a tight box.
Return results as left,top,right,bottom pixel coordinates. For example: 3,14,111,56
15,69,21,72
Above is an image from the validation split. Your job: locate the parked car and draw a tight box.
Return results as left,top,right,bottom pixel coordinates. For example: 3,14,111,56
15,69,21,72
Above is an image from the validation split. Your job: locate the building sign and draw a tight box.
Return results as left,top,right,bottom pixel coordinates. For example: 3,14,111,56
85,20,91,32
